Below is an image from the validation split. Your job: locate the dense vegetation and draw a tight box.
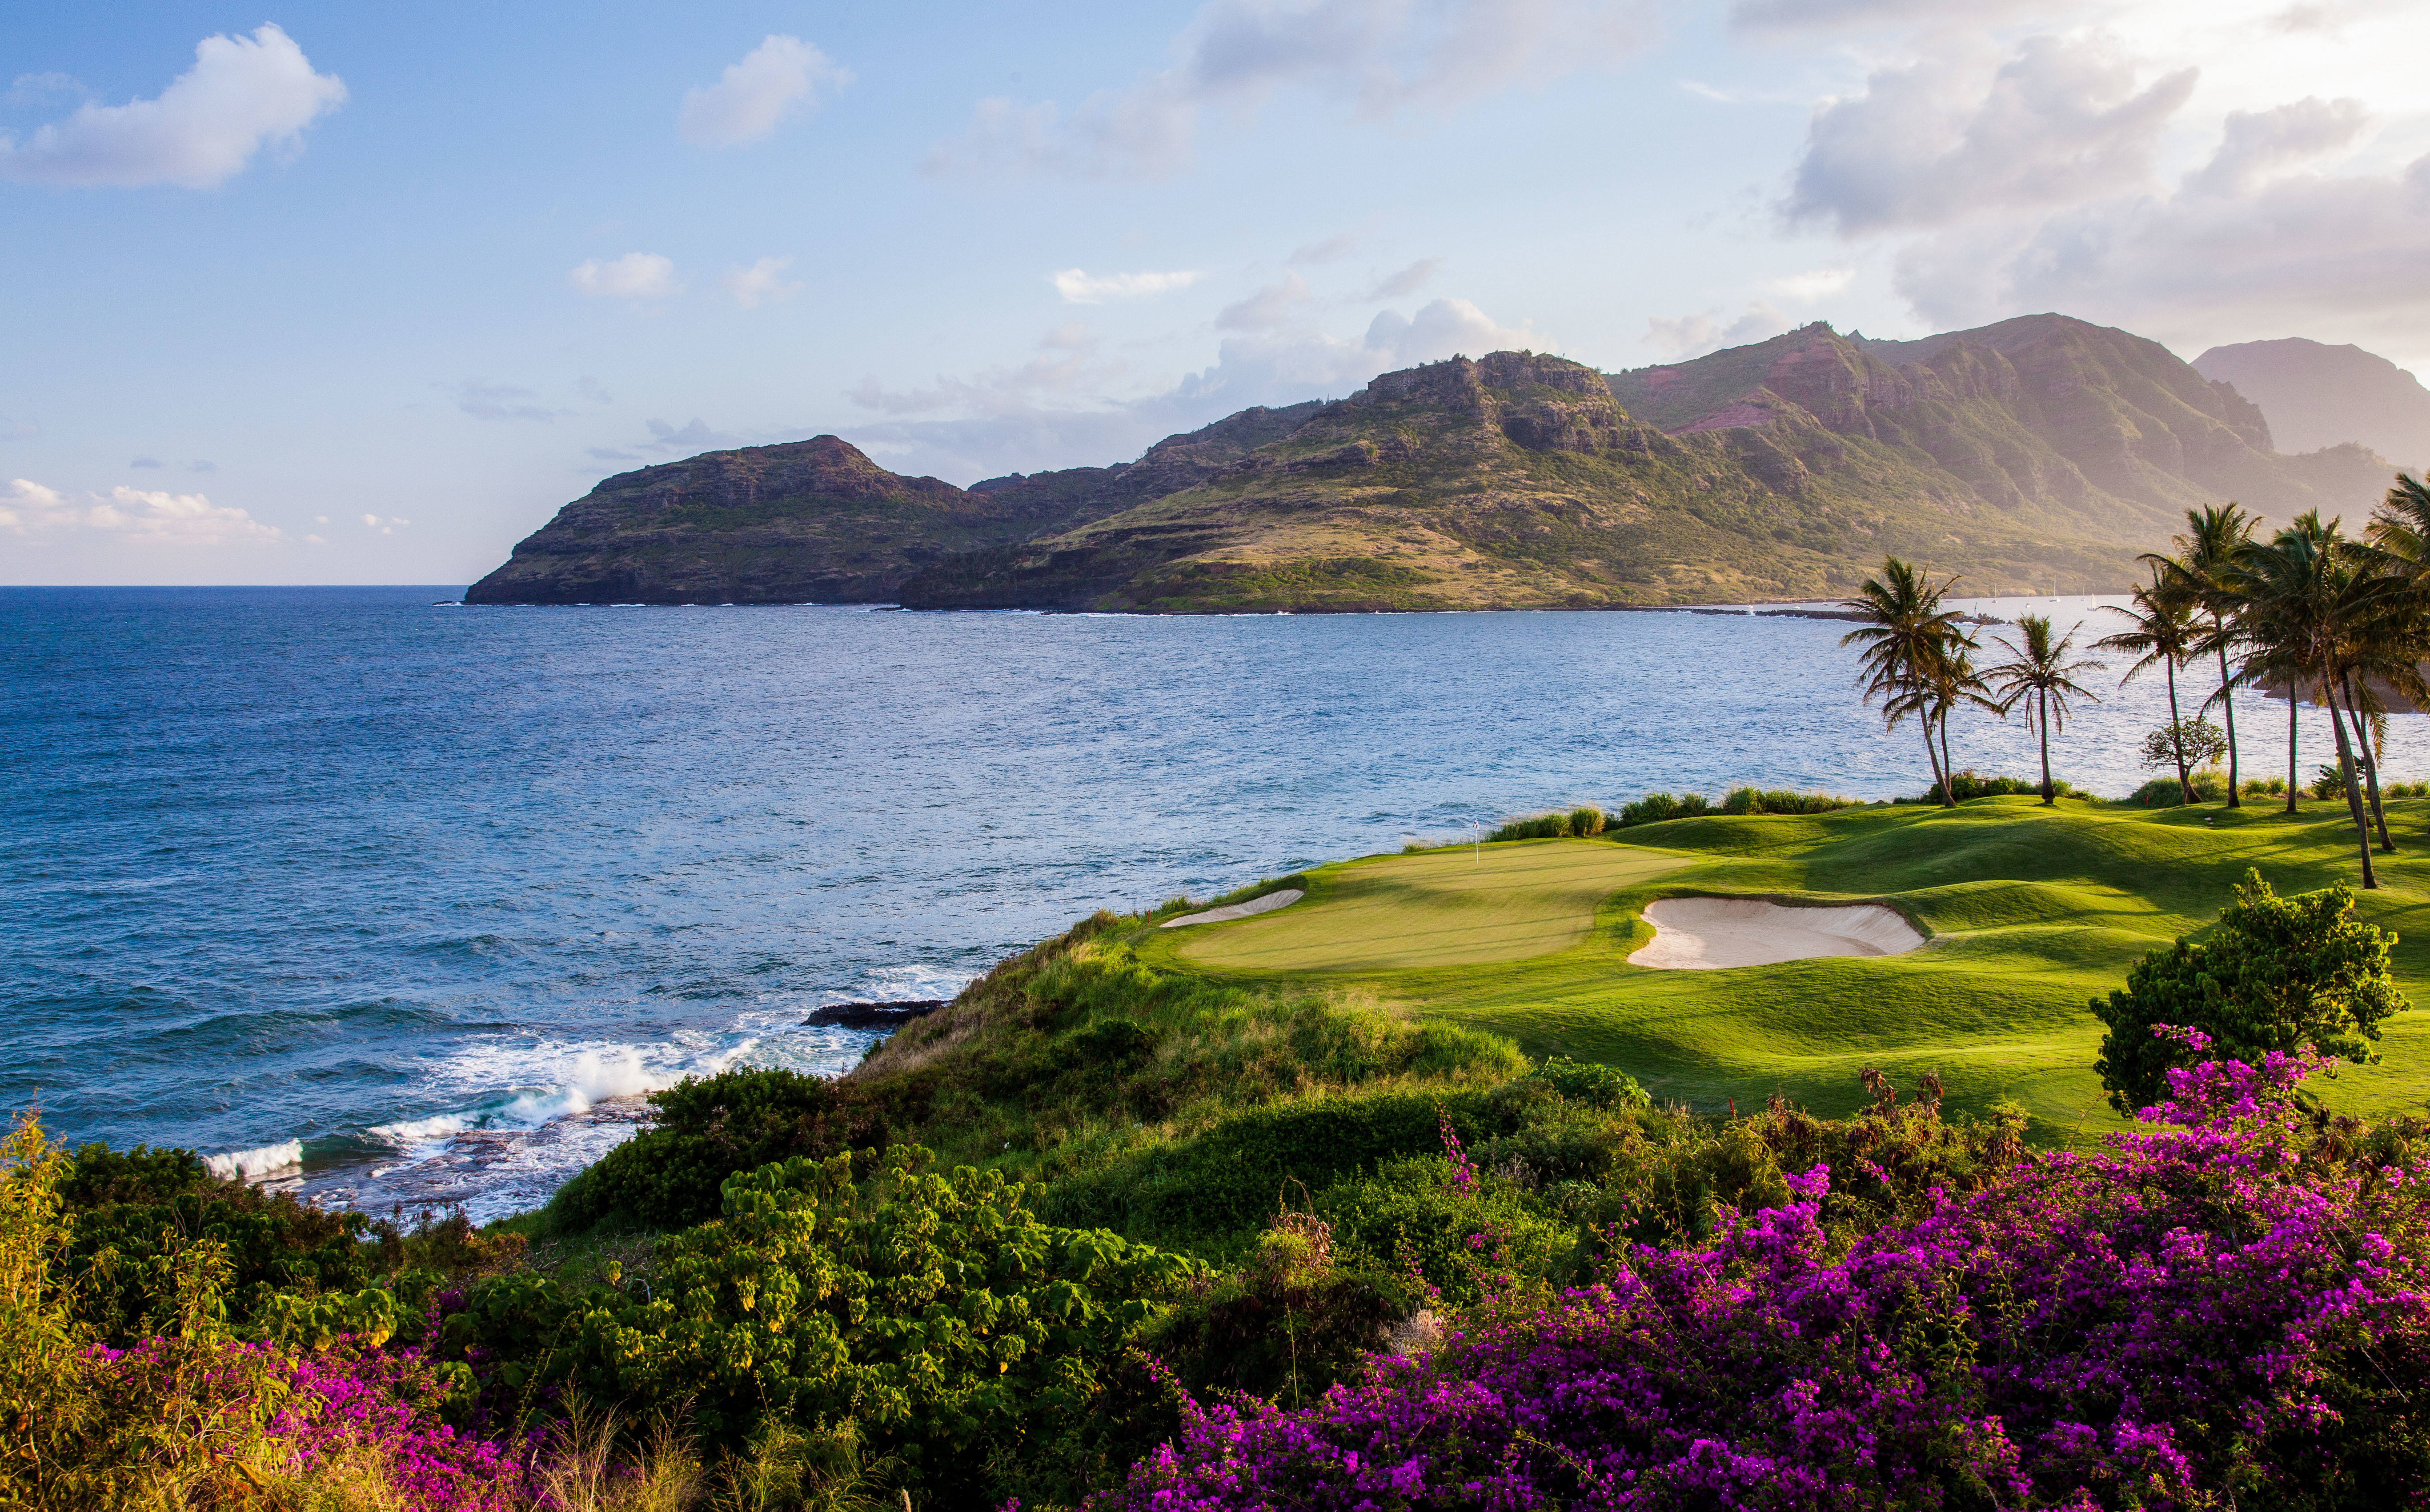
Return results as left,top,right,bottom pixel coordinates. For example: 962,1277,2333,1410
15,844,2430,1508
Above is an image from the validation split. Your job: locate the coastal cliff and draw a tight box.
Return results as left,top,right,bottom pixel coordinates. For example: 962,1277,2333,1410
469,314,2397,611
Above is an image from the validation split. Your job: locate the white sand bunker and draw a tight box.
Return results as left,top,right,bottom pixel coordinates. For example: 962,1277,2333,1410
1162,888,1305,928
1629,897,1924,970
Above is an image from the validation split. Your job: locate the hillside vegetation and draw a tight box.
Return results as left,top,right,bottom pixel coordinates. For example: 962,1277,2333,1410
467,315,2402,611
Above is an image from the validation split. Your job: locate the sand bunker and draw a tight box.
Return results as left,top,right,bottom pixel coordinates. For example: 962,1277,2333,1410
1163,888,1305,928
1629,897,1924,970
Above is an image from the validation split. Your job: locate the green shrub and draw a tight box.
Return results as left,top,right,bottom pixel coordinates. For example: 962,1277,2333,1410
2140,717,2230,776
1918,770,2073,804
2243,775,2290,796
1614,792,1713,828
2092,868,2408,1112
1488,813,1570,841
2314,763,2350,799
1568,806,1605,837
1720,787,1852,816
444,1146,1205,1508
2391,781,2430,799
2131,767,2229,807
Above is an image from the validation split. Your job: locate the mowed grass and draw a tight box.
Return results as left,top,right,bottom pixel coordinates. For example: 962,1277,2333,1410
1174,842,1689,972
1138,797,2430,1144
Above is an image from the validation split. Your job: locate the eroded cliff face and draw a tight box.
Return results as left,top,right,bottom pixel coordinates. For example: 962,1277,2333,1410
465,316,2403,612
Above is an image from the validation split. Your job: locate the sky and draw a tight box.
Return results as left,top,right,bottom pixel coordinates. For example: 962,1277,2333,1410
4,0,2427,586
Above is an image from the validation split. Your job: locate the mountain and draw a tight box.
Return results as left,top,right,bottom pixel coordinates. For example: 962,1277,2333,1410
2192,337,2430,472
461,408,1312,605
467,314,2400,612
901,315,2393,611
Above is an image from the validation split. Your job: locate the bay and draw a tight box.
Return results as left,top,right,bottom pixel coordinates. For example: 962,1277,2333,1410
6,586,2418,1219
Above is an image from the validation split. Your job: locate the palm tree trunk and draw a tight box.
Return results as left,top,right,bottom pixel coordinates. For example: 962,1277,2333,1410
2286,692,2300,814
2037,688,2054,804
2339,672,2395,852
2216,632,2240,808
2165,656,2194,803
2323,679,2380,888
1938,701,1957,807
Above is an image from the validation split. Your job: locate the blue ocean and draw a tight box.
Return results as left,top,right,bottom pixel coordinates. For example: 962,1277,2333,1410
7,587,2414,1219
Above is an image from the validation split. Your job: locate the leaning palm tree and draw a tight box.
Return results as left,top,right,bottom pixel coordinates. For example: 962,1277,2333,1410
1922,641,1995,800
2152,503,2256,806
2094,569,2205,804
2229,513,2384,886
1842,559,1972,808
1984,614,2103,804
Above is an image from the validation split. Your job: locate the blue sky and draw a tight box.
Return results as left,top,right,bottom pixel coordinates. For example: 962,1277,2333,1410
5,0,2427,584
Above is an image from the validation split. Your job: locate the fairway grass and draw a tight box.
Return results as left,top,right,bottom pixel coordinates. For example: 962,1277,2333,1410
1172,841,1690,972
1138,798,2430,1144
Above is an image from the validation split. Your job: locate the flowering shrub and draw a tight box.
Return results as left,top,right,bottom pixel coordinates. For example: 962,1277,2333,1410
1110,1033,2430,1509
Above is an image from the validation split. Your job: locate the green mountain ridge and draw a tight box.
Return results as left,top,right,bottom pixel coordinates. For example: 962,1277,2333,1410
467,314,2400,612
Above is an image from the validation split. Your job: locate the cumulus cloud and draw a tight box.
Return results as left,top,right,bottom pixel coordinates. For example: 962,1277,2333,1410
361,512,409,534
1761,266,1856,302
446,380,561,422
1787,33,2194,235
720,255,802,308
2184,95,2370,196
846,295,1547,485
1218,273,1315,330
925,0,1656,180
0,25,345,188
1641,300,1793,359
3,477,280,542
678,36,850,147
569,253,678,299
1894,144,2430,350
1051,268,1203,303
1365,258,1444,300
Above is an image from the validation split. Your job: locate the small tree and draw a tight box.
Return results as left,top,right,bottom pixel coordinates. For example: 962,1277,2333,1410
2137,717,2227,778
2091,868,2406,1112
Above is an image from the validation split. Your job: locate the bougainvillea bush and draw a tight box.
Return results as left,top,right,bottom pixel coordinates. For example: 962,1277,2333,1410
1111,1033,2430,1510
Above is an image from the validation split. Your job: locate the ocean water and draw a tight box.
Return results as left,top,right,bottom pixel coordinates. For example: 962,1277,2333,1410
8,586,2425,1220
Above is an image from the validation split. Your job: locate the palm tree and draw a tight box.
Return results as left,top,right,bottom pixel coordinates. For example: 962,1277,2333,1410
1842,559,1972,808
1984,614,2103,804
2152,504,2256,806
2094,569,2205,804
1923,642,1995,799
2229,513,2385,887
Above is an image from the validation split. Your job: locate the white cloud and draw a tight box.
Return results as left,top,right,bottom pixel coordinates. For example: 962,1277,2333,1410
2185,95,2370,196
1732,0,2060,29
0,478,72,531
720,255,802,308
1051,268,1203,304
1365,258,1444,300
1787,33,2195,235
1761,266,1856,302
639,418,750,454
678,36,850,148
1642,300,1792,359
569,253,678,299
1291,229,1363,264
360,512,409,534
4,477,278,542
92,485,280,543
842,295,1548,482
0,25,345,188
1219,273,1315,331
926,0,1656,180
445,380,561,422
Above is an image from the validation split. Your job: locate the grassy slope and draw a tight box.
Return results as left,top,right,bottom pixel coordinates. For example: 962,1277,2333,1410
1139,798,2430,1144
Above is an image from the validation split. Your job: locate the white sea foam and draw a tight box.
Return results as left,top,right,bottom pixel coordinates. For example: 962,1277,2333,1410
205,1140,303,1182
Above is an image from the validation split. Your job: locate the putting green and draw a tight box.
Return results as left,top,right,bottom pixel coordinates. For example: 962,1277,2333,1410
1140,796,2430,1144
1173,840,1689,972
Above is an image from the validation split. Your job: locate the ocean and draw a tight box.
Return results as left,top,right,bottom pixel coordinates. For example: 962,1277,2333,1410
7,586,2417,1220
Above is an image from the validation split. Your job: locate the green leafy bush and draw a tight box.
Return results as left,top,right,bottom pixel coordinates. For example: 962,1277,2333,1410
1917,770,2075,804
1719,787,1852,816
444,1146,1204,1507
1613,792,1712,827
2092,868,2408,1112
2132,767,2228,807
1568,806,1605,837
1488,812,1571,841
2140,716,2230,774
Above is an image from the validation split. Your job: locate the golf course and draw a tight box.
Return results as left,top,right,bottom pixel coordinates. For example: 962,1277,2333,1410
1141,794,2430,1140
